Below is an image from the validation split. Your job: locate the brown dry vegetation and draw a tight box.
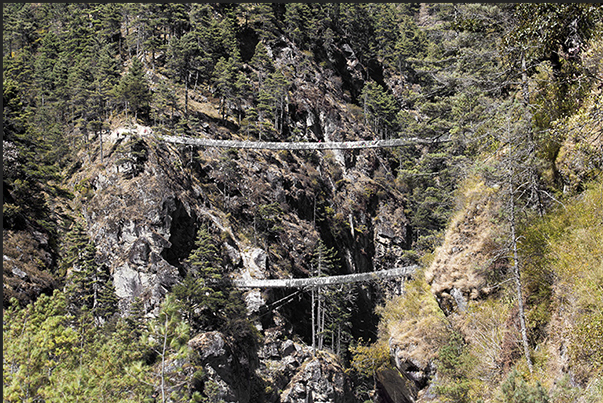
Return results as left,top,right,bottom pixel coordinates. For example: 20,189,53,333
425,177,506,313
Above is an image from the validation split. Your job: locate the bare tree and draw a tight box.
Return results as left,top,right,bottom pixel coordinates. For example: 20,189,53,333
490,101,547,373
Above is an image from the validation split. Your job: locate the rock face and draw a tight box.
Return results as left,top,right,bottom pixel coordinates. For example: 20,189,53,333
373,201,412,272
187,328,354,403
189,331,256,403
280,356,353,403
69,135,204,314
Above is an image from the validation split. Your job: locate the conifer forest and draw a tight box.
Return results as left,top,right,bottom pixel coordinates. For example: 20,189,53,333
3,3,603,402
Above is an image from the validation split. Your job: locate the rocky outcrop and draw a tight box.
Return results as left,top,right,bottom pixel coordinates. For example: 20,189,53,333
187,328,353,403
189,331,255,403
69,135,202,314
373,201,412,273
3,229,59,307
280,356,353,403
253,328,353,403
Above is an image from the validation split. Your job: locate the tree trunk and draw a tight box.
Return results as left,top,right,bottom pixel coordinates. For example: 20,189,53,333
521,52,529,105
510,182,533,374
99,131,103,164
185,74,189,119
161,315,168,403
312,287,316,356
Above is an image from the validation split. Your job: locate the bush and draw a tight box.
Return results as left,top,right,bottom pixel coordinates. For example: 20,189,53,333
498,370,550,403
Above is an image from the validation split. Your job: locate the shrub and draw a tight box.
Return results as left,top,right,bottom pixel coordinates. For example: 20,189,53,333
498,370,550,403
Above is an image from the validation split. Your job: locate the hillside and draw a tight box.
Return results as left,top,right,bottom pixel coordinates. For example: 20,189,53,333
3,4,603,402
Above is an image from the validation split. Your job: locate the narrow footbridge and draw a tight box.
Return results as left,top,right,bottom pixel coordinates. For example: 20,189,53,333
159,134,448,150
232,265,419,289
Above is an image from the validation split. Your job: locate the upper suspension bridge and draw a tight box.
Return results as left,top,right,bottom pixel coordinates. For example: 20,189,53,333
157,134,449,150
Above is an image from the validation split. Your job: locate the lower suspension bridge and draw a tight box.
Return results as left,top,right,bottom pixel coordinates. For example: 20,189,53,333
232,265,419,289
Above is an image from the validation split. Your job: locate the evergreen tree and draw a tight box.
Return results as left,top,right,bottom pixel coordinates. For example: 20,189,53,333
499,370,550,403
361,81,399,139
264,69,289,134
284,3,315,49
212,53,240,120
165,31,200,118
393,14,427,76
172,225,235,332
3,78,56,231
243,3,279,43
234,70,252,125
141,295,190,403
250,41,274,90
3,291,79,402
63,221,118,324
116,56,151,121
323,283,355,357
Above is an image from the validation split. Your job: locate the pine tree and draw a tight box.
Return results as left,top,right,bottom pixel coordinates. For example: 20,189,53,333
116,57,151,121
500,370,550,403
165,31,200,118
243,3,279,43
172,225,229,332
63,221,118,324
250,41,274,90
361,81,399,139
3,291,79,402
264,69,289,134
212,54,239,120
141,295,190,403
323,283,355,357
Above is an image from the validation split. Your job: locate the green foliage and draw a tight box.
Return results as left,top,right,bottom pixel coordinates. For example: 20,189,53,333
140,295,191,403
435,332,476,403
361,80,399,139
311,239,339,277
62,221,118,323
350,338,391,380
3,291,149,402
116,57,151,120
498,370,550,403
212,55,239,119
173,225,225,332
255,202,284,242
173,225,251,340
3,78,59,232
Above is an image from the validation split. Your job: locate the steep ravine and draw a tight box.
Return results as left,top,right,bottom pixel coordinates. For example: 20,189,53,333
62,105,416,400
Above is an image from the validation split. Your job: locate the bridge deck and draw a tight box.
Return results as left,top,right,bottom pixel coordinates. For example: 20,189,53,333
232,265,418,289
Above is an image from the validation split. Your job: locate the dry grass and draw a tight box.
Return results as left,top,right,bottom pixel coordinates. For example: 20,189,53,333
425,177,504,304
377,270,451,369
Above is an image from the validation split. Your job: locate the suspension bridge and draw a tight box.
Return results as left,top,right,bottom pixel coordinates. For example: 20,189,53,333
232,265,419,289
157,134,450,150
